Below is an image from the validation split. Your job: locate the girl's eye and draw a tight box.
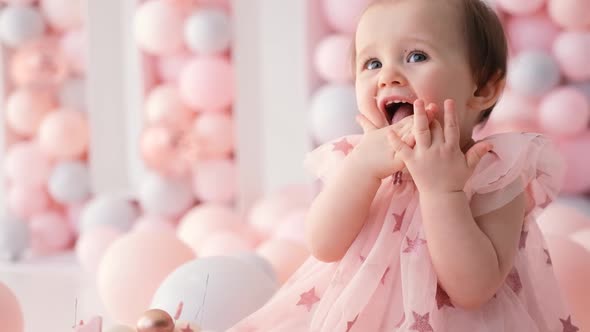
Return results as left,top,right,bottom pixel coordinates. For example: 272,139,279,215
407,52,428,63
364,59,382,70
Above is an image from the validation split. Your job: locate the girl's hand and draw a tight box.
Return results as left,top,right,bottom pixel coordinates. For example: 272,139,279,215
352,106,436,180
387,99,493,193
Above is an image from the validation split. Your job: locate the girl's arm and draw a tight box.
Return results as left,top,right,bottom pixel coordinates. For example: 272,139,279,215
419,191,525,309
305,153,382,263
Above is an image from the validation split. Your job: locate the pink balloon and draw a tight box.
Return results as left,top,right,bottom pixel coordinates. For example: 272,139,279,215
97,231,194,325
321,0,372,33
192,158,236,203
4,142,52,187
177,203,242,253
191,111,234,158
257,239,309,284
145,84,195,127
496,0,545,15
314,34,353,83
197,0,230,12
8,185,50,220
489,89,538,125
76,225,123,274
60,29,87,75
545,235,590,330
179,56,234,110
133,215,176,233
140,125,190,177
40,0,84,30
249,188,312,236
39,109,89,159
0,281,24,332
134,0,185,55
506,11,560,54
66,201,86,234
553,31,590,82
10,37,69,88
275,209,308,246
199,230,256,257
30,212,74,255
548,0,590,29
538,87,590,137
156,52,191,83
142,54,159,92
538,203,590,237
5,88,56,137
557,132,590,194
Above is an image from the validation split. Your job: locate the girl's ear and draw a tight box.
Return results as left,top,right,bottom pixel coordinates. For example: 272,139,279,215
468,72,505,112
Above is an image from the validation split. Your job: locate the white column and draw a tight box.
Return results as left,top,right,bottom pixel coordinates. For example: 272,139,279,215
233,0,313,213
85,0,146,196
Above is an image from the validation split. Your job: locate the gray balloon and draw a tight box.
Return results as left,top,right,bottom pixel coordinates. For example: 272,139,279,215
79,194,139,234
508,51,561,97
0,214,29,261
48,161,91,204
151,256,277,331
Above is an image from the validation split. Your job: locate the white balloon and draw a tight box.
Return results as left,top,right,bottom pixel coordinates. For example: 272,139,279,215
48,161,91,204
232,252,278,284
507,51,561,97
151,256,277,331
184,8,231,54
138,173,195,218
0,4,45,48
59,78,86,112
309,84,361,144
79,194,139,234
0,214,29,261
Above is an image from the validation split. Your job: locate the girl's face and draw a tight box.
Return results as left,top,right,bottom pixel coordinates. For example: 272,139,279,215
354,0,481,148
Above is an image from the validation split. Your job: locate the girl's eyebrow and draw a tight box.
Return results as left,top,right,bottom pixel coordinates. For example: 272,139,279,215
356,44,376,62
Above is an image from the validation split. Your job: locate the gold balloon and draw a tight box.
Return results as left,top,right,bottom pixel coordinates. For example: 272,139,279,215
136,309,175,332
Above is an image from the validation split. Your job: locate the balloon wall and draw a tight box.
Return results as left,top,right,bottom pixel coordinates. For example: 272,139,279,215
0,0,87,258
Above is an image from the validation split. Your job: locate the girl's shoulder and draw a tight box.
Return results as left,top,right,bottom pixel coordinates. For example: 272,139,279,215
466,132,564,217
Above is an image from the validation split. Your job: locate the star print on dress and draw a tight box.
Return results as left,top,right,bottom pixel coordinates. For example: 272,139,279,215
346,314,359,332
403,235,427,253
560,315,579,332
435,285,454,310
544,248,552,265
392,210,406,233
410,311,434,332
519,230,528,250
359,255,366,262
296,287,320,312
332,138,354,155
507,268,522,295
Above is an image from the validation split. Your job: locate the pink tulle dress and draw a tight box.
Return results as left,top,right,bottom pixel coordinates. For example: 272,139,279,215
228,133,578,332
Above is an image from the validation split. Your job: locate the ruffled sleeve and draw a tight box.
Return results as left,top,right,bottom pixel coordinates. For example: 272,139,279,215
303,135,362,182
465,133,565,218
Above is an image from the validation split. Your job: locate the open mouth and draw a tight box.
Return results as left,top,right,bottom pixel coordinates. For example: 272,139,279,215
385,101,415,125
